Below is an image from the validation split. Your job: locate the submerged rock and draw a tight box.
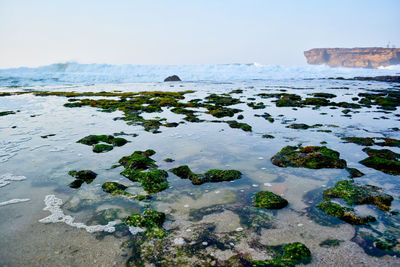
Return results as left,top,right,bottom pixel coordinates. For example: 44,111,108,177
125,208,166,238
68,170,97,188
253,242,312,266
322,180,393,212
93,143,114,153
319,239,343,248
119,149,157,171
0,111,16,116
346,167,364,178
271,146,347,169
225,120,252,132
164,75,181,82
102,182,130,196
342,136,400,147
360,147,400,175
317,200,376,225
169,165,242,185
253,191,288,209
121,169,169,193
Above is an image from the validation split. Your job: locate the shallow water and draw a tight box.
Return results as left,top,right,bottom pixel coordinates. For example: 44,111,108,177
0,78,399,266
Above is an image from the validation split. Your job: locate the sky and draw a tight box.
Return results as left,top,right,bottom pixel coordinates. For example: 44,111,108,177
0,0,399,68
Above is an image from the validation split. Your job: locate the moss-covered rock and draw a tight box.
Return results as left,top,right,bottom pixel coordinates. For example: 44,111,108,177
253,242,312,266
169,165,242,185
121,169,169,193
253,191,288,209
226,120,252,132
286,123,311,130
360,147,400,175
262,134,275,139
68,170,97,188
317,201,376,225
93,143,114,153
119,149,157,171
322,180,393,211
342,137,400,147
247,102,266,109
346,167,364,178
312,93,337,98
271,146,347,169
125,208,166,238
101,182,131,197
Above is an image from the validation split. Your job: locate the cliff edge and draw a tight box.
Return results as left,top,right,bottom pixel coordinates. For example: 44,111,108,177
304,47,400,68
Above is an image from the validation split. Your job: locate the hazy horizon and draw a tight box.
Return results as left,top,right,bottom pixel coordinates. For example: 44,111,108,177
1,0,399,69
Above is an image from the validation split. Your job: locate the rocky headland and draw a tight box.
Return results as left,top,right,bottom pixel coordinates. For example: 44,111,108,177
304,47,400,68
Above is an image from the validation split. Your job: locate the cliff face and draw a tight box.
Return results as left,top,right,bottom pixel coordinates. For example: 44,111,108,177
304,48,400,68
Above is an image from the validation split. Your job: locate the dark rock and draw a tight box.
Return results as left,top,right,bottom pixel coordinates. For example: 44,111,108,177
164,75,181,82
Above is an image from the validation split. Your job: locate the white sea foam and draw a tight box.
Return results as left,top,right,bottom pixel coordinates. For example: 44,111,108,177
1,62,399,86
0,198,30,207
39,195,117,233
0,173,27,188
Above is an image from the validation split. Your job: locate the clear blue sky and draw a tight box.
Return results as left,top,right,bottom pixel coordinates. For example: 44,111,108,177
0,0,399,68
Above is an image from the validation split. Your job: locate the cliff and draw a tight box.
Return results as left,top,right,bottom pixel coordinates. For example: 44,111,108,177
304,47,400,68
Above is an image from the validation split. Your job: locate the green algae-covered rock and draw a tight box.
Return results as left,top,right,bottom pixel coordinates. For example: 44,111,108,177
317,200,376,225
346,167,364,178
322,180,393,212
253,242,312,266
360,147,400,175
92,143,114,153
125,208,166,238
169,165,242,185
253,191,288,209
101,182,131,196
271,146,347,169
122,169,169,193
68,170,97,188
342,137,400,147
119,149,157,171
226,120,252,132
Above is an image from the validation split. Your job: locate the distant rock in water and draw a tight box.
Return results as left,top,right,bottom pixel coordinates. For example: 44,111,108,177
164,75,181,82
304,47,400,68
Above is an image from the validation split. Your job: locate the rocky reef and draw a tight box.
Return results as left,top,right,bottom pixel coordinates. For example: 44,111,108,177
304,47,400,68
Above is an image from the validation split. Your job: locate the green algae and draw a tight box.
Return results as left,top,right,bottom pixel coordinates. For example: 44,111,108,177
342,137,400,147
253,242,312,267
169,165,242,185
322,180,393,212
93,143,114,153
253,191,288,210
226,120,252,132
163,158,174,162
122,169,169,193
262,134,275,139
77,134,128,152
346,167,364,178
102,182,131,197
317,201,376,225
271,145,347,169
312,93,337,98
68,170,97,189
360,147,400,175
119,149,157,171
125,208,166,238
247,102,266,109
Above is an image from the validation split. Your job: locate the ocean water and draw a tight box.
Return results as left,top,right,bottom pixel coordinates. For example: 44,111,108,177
0,62,400,86
0,64,399,266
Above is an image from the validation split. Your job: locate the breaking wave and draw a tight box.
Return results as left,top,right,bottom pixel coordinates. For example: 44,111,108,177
0,62,399,86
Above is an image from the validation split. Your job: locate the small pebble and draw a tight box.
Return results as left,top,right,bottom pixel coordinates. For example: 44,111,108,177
186,229,192,232
252,184,259,187
264,183,272,187
184,204,189,208
215,190,220,194
230,242,235,246
261,167,266,170
235,227,244,232
202,242,208,246
297,223,303,227
258,157,264,160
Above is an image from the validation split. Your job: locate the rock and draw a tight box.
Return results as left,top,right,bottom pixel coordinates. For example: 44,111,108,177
253,190,288,209
253,242,312,266
121,169,169,193
68,170,97,188
271,146,347,169
360,147,400,175
304,47,400,68
164,75,181,82
322,180,393,211
125,208,166,238
169,165,242,185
